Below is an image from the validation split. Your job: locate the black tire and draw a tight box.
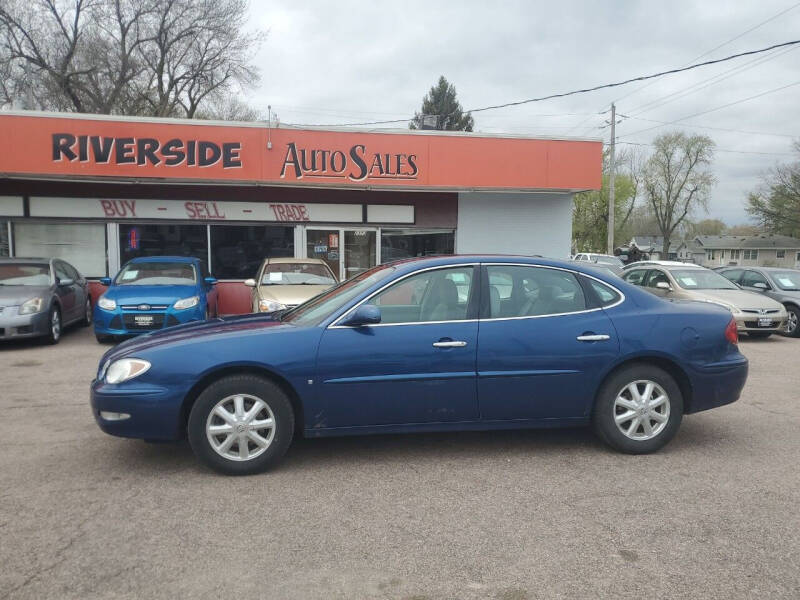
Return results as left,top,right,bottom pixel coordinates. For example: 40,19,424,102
747,331,772,339
783,305,800,337
45,305,61,345
187,375,294,475
95,332,113,343
81,297,92,326
592,364,683,454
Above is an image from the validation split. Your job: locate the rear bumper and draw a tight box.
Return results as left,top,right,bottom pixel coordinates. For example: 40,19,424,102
686,356,748,414
0,309,50,340
90,379,187,440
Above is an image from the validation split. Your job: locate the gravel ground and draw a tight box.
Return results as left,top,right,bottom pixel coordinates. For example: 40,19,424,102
0,325,798,599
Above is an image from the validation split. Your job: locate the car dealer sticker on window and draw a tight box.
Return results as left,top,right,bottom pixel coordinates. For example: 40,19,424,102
269,272,283,282
779,277,795,287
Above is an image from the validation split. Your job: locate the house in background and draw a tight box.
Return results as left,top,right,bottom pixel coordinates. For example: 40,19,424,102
694,234,800,268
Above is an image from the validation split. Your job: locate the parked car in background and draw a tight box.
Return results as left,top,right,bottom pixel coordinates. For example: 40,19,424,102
93,256,217,343
717,266,800,337
245,257,337,314
573,253,625,274
91,255,748,475
0,257,91,344
622,261,787,338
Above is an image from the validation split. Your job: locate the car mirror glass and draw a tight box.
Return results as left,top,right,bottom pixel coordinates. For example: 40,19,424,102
753,282,768,290
99,277,112,286
244,278,257,287
339,304,381,327
205,277,218,285
58,277,74,287
655,281,672,291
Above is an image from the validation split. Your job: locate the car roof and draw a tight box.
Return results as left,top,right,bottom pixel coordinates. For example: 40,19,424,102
623,260,692,269
127,255,198,264
265,257,329,265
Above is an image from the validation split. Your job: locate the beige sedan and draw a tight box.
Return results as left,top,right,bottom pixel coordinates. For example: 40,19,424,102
622,262,788,338
244,257,338,314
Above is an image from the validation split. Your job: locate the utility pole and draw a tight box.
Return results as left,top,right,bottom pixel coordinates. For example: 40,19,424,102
607,103,616,255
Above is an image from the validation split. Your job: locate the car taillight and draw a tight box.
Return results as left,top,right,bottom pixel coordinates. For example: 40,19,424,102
724,317,738,345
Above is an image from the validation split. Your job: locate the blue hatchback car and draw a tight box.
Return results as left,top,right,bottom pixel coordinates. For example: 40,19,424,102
93,256,218,343
90,256,748,475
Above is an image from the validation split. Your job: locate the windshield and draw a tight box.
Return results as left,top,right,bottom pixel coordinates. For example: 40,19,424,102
281,265,395,327
261,262,336,285
670,269,738,290
593,256,624,268
0,264,50,286
770,271,800,291
115,262,196,286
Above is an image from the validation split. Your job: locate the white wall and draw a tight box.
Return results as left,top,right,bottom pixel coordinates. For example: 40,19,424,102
456,192,573,259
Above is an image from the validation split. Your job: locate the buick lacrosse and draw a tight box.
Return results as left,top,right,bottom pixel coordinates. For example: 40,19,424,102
91,256,748,475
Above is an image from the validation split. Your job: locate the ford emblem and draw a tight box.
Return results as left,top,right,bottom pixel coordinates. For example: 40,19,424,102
138,304,151,311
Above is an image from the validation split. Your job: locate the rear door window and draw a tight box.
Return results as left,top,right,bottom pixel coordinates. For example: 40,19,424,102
623,269,647,286
485,265,586,318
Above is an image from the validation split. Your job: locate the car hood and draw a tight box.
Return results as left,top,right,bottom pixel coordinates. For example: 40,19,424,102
101,313,291,363
0,285,52,307
257,284,332,306
691,289,784,310
102,284,198,306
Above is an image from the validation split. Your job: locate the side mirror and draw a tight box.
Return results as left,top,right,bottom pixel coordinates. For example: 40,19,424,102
339,304,381,327
58,277,74,287
99,277,112,286
655,281,672,292
244,278,257,288
205,277,218,285
753,282,768,290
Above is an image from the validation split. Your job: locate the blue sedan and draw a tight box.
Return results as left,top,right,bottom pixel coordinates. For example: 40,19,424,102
90,256,748,475
93,256,218,343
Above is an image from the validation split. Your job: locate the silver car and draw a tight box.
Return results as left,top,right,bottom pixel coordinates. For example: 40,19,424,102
718,266,800,337
0,257,92,344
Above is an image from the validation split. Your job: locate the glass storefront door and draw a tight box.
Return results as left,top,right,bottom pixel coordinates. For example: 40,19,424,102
305,227,377,281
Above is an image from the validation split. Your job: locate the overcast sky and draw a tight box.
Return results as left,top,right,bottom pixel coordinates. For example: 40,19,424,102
246,0,800,225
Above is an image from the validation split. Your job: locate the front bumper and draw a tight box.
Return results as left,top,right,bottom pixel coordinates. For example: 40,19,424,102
686,356,749,414
733,313,787,333
90,379,187,440
0,307,51,340
94,304,205,336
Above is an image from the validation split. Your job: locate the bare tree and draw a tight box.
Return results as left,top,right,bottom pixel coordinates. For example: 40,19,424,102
639,132,716,258
0,0,263,118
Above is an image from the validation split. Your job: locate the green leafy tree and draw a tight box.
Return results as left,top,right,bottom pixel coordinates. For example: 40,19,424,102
409,76,474,131
746,141,800,237
639,132,715,259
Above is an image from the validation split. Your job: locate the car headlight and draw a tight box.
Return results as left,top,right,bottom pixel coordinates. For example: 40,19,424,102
97,295,117,311
258,299,287,312
105,358,151,384
173,296,199,310
19,297,44,315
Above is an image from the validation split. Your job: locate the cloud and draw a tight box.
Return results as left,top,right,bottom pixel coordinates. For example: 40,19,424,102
246,0,800,224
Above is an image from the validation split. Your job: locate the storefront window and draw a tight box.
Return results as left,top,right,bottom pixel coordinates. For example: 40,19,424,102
210,225,294,280
13,222,107,277
0,222,8,256
119,224,208,268
380,229,455,263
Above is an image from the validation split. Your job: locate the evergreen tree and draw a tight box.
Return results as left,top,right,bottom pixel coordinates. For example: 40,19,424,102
409,76,474,131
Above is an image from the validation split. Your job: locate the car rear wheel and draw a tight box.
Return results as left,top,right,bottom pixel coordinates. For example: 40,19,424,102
592,365,683,454
747,331,772,339
188,375,294,475
45,306,61,345
783,305,800,337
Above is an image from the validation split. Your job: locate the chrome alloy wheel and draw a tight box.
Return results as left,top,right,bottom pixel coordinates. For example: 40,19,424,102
613,380,670,441
85,299,93,323
786,311,798,335
205,394,275,461
51,310,61,341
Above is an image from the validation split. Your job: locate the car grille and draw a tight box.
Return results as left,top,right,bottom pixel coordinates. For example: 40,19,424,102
166,315,180,327
109,315,123,329
120,304,169,310
741,309,780,314
122,313,166,330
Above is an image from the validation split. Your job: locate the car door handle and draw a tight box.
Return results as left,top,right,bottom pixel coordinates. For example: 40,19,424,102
576,334,610,342
433,340,468,348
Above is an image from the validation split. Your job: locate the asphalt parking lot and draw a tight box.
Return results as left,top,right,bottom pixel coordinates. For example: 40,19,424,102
1,326,798,600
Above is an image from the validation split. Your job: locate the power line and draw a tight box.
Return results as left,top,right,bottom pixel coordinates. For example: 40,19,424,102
609,1,800,105
620,80,800,138
282,39,800,128
617,140,795,156
614,115,796,139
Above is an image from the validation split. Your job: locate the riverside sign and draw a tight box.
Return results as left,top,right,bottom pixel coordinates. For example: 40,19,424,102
0,112,602,192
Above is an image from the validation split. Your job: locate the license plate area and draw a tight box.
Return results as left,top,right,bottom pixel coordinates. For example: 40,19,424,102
134,315,154,325
758,318,773,327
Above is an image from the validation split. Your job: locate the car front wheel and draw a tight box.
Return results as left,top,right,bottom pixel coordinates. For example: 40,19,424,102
46,306,61,345
783,305,800,337
188,375,294,475
592,365,683,454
